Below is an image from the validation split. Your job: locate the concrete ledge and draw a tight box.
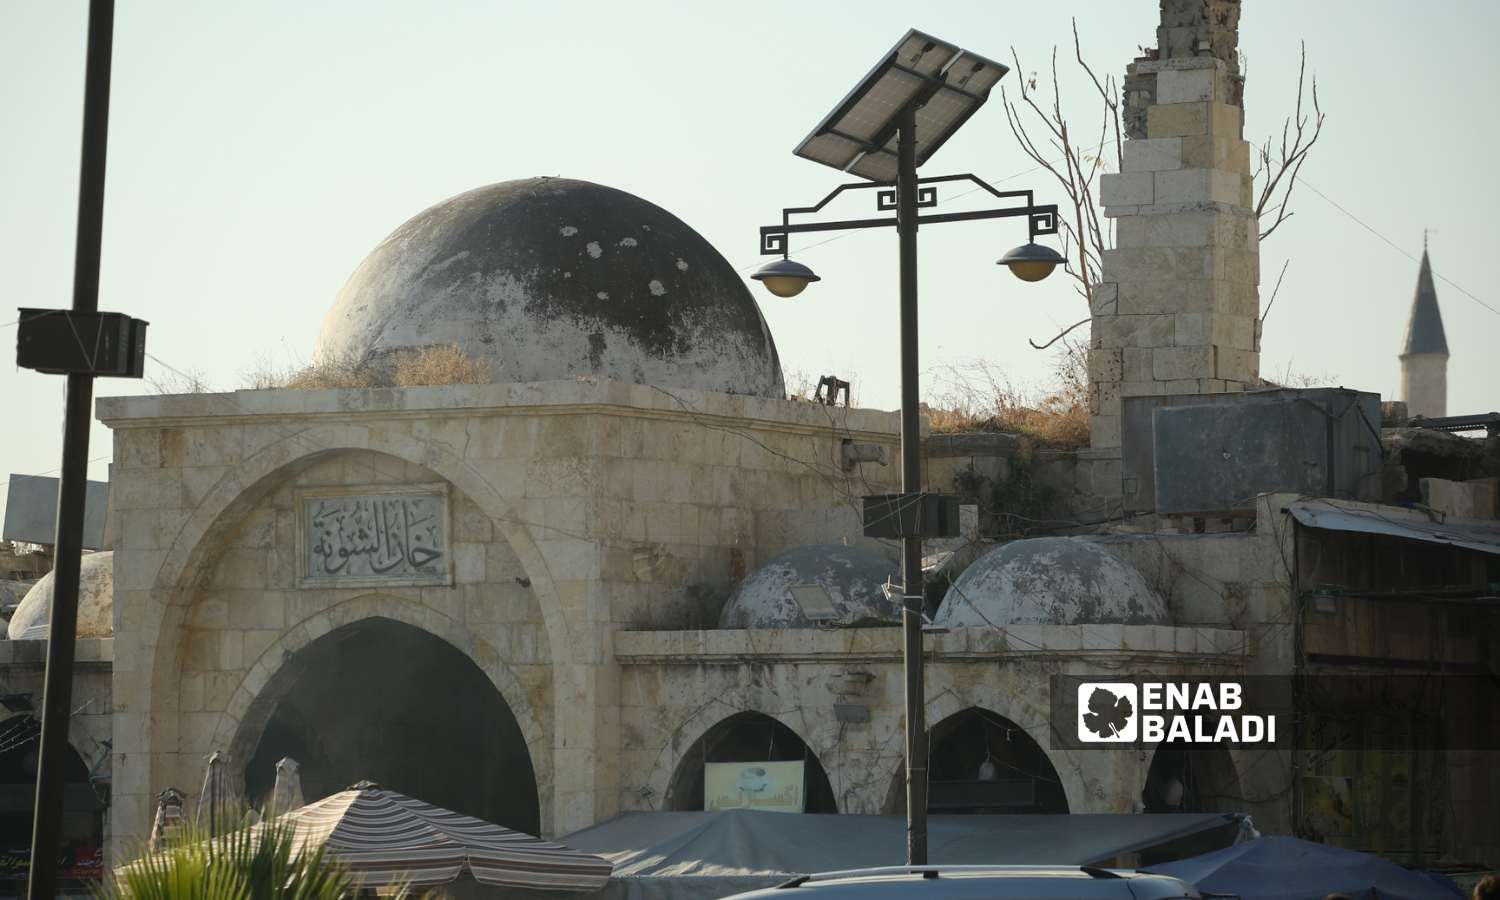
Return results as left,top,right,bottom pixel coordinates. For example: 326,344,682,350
0,638,113,666
98,378,902,439
614,625,1247,664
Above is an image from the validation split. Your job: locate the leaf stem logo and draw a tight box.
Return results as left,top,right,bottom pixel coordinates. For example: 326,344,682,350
1078,683,1137,742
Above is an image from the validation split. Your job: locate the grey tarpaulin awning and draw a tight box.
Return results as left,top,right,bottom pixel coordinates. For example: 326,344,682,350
520,809,1240,900
1289,499,1500,556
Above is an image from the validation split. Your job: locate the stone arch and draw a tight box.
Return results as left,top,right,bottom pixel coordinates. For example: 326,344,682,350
203,595,552,833
1142,739,1244,813
880,691,1085,814
0,715,105,886
882,705,1070,815
662,711,838,814
133,425,566,802
145,423,568,681
643,699,838,813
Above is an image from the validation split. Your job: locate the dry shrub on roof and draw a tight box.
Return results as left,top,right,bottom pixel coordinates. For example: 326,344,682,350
391,344,490,386
239,345,489,390
923,342,1090,450
282,353,378,390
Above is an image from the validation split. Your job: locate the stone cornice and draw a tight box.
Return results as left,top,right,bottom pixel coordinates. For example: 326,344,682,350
614,625,1247,666
97,378,902,442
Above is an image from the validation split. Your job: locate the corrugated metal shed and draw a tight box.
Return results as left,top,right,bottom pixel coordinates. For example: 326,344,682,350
1288,499,1500,556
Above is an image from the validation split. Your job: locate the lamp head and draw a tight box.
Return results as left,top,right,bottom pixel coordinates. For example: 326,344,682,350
751,258,821,298
998,241,1065,283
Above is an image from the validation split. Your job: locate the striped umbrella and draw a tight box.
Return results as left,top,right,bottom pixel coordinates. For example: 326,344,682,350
261,782,612,891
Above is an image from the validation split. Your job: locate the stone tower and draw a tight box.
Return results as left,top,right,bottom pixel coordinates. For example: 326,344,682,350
1399,243,1449,418
1088,0,1259,451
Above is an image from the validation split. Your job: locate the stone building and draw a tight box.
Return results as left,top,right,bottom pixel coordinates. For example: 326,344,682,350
1399,242,1449,419
0,0,1493,885
74,172,1280,854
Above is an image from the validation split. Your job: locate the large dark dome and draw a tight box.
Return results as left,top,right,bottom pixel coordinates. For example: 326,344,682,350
316,177,784,398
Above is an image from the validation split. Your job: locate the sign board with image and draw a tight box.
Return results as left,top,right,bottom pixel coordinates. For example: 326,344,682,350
703,761,805,814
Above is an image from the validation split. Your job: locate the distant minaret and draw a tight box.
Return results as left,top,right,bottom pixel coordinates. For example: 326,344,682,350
1399,234,1449,418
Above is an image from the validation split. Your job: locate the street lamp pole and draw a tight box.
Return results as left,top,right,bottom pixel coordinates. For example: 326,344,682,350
893,105,929,865
754,166,1060,865
750,30,1065,866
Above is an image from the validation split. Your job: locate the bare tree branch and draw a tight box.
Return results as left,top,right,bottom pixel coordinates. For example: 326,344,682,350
1002,27,1324,347
1253,42,1325,240
1002,19,1122,317
1259,259,1291,324
1028,316,1092,350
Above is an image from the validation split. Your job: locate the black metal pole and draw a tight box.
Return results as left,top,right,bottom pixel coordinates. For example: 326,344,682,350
896,104,928,866
28,1,113,896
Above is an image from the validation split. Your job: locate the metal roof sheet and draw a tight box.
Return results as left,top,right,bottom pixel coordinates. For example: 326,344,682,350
1288,499,1500,556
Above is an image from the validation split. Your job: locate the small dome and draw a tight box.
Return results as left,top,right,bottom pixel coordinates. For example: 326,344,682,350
935,538,1169,627
8,552,114,640
316,177,784,398
719,544,900,629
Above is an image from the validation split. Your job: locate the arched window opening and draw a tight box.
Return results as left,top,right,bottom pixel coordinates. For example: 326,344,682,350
665,712,837,814
886,707,1069,814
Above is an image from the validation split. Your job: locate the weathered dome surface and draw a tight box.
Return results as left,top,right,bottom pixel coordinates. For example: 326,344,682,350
934,538,1169,628
316,177,785,398
719,544,900,629
8,552,114,640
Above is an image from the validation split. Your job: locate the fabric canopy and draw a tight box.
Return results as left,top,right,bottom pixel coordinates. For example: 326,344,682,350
1143,835,1463,900
525,809,1239,900
225,783,610,891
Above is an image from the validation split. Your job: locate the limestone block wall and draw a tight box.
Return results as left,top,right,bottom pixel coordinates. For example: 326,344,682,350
613,625,1269,822
591,403,899,632
1089,0,1259,455
162,451,552,806
0,641,114,773
1092,56,1260,452
1090,494,1297,678
100,379,901,852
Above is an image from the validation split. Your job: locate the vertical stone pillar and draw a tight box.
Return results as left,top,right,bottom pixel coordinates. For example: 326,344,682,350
1088,0,1260,452
1400,354,1447,419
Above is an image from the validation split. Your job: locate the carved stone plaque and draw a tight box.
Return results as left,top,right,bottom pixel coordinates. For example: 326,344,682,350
299,487,449,587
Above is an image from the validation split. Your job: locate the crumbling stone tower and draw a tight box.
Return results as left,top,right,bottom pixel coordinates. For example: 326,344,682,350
1088,0,1260,451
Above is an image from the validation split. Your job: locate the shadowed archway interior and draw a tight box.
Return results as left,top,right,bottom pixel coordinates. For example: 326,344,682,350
1139,742,1243,863
0,717,102,890
886,707,1069,815
242,617,539,833
1142,742,1242,814
665,712,838,814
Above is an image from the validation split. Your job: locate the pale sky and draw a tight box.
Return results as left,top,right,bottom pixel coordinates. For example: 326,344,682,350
3,0,1498,528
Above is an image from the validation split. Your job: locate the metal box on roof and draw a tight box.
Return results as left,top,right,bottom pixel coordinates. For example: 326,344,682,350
1121,389,1383,517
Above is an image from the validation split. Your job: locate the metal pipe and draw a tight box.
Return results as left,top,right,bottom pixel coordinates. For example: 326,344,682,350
28,1,113,896
896,103,928,867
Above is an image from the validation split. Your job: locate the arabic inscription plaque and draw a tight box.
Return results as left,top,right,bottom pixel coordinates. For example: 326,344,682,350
300,489,449,587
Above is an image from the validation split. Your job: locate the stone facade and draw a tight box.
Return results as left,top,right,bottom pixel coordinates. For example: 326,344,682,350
1091,0,1260,453
613,625,1278,822
83,379,1313,859
96,379,903,851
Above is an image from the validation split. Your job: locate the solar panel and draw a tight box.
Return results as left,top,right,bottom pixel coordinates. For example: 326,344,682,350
847,149,900,183
793,29,1009,181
